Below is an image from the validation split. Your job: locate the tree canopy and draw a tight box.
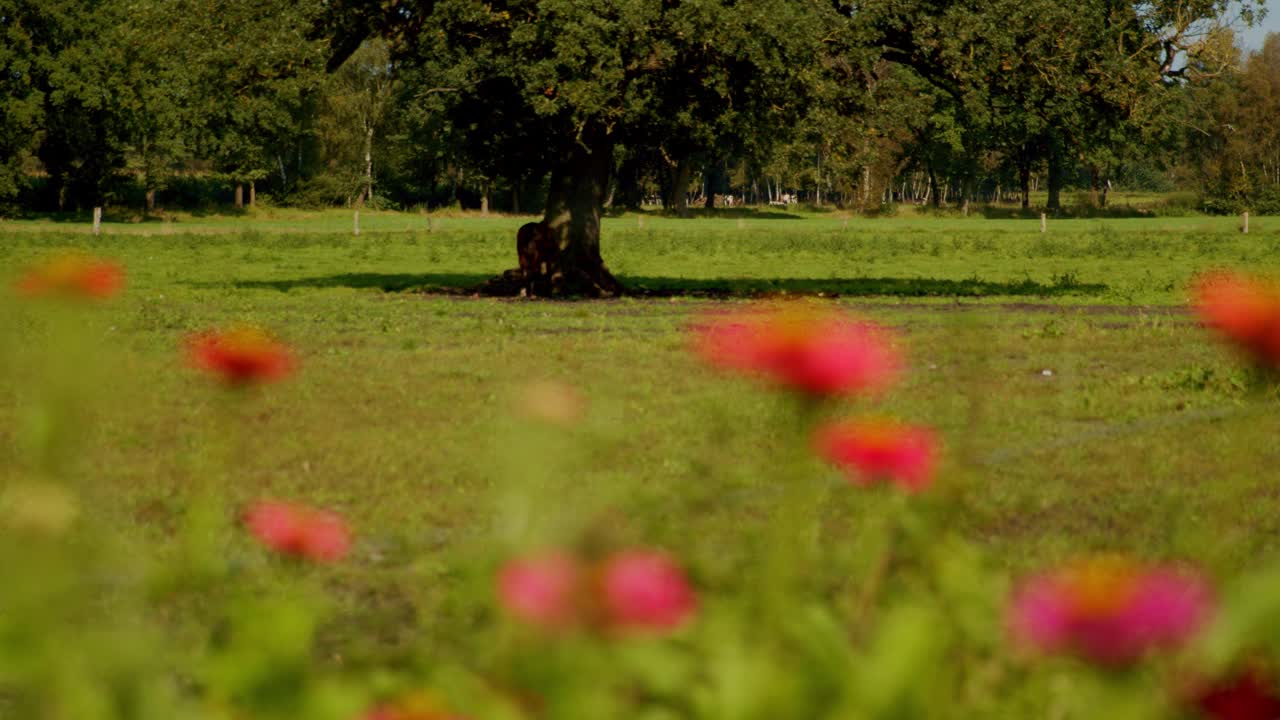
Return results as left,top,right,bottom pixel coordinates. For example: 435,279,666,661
0,0,1271,289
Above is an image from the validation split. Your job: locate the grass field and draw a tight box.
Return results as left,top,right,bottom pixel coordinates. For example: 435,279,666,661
3,210,1280,716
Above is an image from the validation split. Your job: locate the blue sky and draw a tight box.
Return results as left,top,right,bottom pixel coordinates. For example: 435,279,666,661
1237,2,1279,50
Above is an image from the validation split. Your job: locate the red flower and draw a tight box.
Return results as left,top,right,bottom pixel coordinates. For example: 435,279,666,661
16,253,124,299
243,501,351,562
186,326,295,385
692,305,900,397
1009,557,1212,667
814,418,938,493
1192,667,1280,720
599,550,697,633
497,552,582,629
1192,271,1280,368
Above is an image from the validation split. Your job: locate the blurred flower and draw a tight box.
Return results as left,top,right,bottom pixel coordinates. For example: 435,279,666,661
0,482,79,535
360,692,468,720
599,550,697,633
1192,271,1280,368
691,305,900,397
1190,666,1280,720
497,548,697,635
814,418,938,493
1009,557,1211,667
497,551,582,629
186,326,295,385
516,380,586,425
243,501,351,562
16,252,124,300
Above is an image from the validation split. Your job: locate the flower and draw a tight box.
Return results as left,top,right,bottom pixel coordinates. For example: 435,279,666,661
497,552,582,629
1009,557,1212,666
1191,667,1280,720
16,252,124,299
599,550,697,632
243,501,351,562
814,418,938,493
692,305,900,397
1192,271,1280,368
497,548,697,635
186,326,295,385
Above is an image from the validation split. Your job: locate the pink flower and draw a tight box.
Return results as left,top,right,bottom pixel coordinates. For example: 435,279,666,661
497,552,582,629
599,551,697,633
692,305,900,397
814,418,938,493
243,501,351,563
1009,557,1212,666
1192,271,1280,368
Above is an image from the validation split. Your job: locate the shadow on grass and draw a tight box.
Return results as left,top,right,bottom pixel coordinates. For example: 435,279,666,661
977,205,1159,220
226,272,1107,299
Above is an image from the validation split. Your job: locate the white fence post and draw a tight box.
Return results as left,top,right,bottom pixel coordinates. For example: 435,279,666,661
354,210,360,236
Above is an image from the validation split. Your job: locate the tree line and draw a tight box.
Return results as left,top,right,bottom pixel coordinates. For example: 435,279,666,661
0,0,1277,287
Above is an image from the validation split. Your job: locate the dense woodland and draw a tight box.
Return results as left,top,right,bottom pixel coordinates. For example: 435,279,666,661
1,1,1278,227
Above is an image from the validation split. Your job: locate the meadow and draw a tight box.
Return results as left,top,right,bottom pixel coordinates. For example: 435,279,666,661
3,208,1280,718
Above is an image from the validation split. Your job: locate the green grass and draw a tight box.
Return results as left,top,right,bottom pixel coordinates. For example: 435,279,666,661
3,211,1280,698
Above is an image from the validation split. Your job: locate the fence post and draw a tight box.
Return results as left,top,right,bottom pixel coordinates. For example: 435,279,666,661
354,210,360,237
1040,212,1046,234
93,207,102,236
1243,211,1250,234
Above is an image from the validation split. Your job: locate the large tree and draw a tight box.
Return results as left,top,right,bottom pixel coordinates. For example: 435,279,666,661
332,0,832,295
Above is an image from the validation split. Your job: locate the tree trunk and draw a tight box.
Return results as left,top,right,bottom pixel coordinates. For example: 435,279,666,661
249,181,256,209
512,185,521,214
234,183,244,209
928,163,939,209
1018,163,1031,210
1047,138,1064,212
364,124,374,205
616,155,644,211
1089,166,1100,208
665,157,692,217
1101,178,1109,208
534,123,623,297
146,189,156,212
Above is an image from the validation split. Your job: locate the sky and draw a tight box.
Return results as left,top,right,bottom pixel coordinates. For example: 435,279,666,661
1237,2,1279,51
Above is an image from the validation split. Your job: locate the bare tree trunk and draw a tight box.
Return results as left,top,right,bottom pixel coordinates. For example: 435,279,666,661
1018,164,1030,210
481,184,490,216
234,184,244,209
146,189,156,212
249,181,256,208
928,163,939,209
